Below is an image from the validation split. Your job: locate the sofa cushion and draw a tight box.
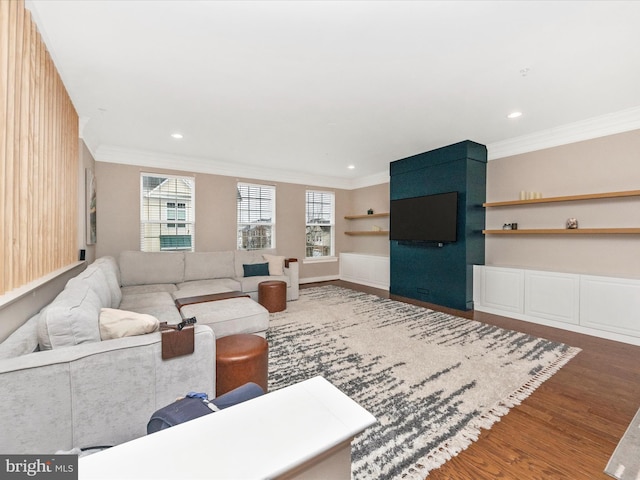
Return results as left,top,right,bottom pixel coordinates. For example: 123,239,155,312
122,305,183,325
67,265,111,310
184,251,236,281
234,249,277,278
243,262,270,277
118,292,182,325
119,292,176,311
119,251,185,287
37,282,102,350
262,254,285,276
93,256,123,308
175,278,241,299
0,314,40,360
120,284,177,296
99,308,159,340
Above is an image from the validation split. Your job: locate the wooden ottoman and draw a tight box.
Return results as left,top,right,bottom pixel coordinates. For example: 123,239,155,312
216,334,268,396
258,280,287,313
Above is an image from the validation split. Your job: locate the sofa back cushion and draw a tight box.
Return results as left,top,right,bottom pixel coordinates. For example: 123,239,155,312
93,256,123,308
184,251,235,281
119,251,185,287
67,264,111,309
0,314,40,360
37,282,102,350
234,249,277,277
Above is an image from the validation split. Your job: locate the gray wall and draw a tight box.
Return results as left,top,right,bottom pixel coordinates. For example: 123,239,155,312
94,162,376,281
485,129,640,276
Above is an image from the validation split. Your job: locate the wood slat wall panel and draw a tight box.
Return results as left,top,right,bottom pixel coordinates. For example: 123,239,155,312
0,0,79,296
0,0,10,294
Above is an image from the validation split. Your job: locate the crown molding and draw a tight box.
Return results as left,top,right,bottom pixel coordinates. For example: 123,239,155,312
95,106,640,188
350,170,390,188
487,105,640,160
94,145,375,190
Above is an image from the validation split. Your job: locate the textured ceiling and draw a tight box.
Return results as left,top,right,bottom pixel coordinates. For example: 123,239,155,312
26,0,640,187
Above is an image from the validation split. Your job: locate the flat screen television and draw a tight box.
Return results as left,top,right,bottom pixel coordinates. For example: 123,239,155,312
390,191,458,243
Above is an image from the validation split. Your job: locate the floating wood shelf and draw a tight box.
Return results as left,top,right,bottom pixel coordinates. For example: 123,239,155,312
344,231,389,236
483,190,640,207
483,228,640,235
344,213,390,219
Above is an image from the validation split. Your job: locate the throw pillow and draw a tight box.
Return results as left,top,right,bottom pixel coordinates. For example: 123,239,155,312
243,262,270,277
262,254,285,276
99,308,160,340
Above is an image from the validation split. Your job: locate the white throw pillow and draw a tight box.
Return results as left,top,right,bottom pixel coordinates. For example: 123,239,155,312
99,308,159,340
262,254,285,276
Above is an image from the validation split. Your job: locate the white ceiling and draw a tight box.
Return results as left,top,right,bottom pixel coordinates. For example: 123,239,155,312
26,0,640,189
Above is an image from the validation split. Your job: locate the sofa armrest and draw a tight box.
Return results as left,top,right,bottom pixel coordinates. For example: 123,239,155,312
0,325,215,454
284,258,299,301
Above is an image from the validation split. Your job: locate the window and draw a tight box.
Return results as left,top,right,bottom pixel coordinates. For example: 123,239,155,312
140,174,195,251
166,202,186,228
306,190,335,258
237,183,275,250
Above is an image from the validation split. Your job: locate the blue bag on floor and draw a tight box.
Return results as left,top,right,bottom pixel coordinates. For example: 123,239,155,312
147,382,264,434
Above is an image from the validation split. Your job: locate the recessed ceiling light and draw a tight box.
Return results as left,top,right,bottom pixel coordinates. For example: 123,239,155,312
507,112,523,119
347,165,355,170
171,133,183,139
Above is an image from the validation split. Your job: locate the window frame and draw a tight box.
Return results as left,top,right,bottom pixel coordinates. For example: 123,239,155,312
140,173,195,252
237,182,276,251
305,189,335,259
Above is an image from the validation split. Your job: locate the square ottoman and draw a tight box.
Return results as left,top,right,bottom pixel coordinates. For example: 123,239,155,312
179,297,269,339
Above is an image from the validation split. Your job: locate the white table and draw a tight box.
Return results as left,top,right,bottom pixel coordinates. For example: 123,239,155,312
79,376,376,479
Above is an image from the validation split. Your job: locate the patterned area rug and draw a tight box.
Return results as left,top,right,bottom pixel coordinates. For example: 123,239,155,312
267,286,581,479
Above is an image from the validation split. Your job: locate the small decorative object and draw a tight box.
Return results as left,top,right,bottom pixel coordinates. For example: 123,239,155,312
566,218,578,229
502,223,512,230
519,191,543,201
367,208,374,215
372,225,382,232
511,223,518,230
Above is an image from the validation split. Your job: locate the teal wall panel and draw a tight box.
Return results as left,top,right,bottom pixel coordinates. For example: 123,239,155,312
389,140,487,310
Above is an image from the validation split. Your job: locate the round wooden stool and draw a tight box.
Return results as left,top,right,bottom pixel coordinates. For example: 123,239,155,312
258,280,287,313
216,334,268,396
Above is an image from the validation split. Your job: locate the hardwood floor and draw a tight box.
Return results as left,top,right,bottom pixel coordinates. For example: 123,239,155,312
301,281,640,479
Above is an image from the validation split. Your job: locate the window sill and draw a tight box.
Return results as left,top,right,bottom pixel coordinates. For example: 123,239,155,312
303,256,338,264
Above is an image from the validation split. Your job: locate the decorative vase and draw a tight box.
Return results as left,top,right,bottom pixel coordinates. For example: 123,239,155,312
367,209,374,215
566,218,578,229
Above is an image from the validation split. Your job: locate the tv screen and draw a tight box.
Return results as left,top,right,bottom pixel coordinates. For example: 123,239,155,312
390,191,458,242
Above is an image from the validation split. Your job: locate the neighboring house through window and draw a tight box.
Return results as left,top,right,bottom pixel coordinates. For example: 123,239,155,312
306,190,335,258
140,173,195,251
237,182,275,250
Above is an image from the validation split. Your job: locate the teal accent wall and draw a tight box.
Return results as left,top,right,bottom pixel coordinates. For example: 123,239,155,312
389,140,487,310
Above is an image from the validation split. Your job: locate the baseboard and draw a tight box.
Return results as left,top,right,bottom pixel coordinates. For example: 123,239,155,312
339,276,389,291
475,305,640,347
300,275,340,285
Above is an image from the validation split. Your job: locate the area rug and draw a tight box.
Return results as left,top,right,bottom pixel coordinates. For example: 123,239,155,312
605,407,640,479
267,285,581,479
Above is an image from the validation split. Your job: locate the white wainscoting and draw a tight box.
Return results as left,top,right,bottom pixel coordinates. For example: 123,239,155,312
524,270,580,325
478,266,524,314
339,253,390,290
474,265,640,346
580,275,640,338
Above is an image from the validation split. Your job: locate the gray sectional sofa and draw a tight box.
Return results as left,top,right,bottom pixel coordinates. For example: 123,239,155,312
0,249,298,454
